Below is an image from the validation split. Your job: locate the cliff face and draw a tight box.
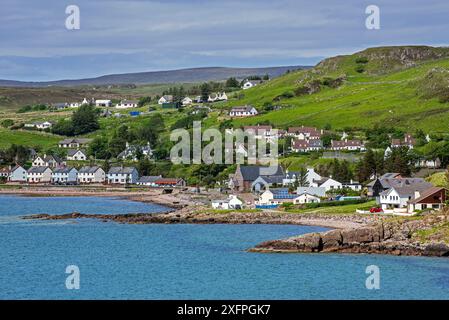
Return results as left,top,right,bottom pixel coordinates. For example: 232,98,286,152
250,214,449,257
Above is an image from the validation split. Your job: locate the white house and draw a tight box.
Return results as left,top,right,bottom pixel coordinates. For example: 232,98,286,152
378,183,433,212
95,100,112,107
296,187,326,198
67,149,88,161
211,195,243,210
182,97,193,106
158,95,173,105
242,80,262,90
107,167,139,184
116,100,138,109
25,121,53,130
293,193,321,204
331,139,366,151
32,155,65,168
311,177,342,192
9,165,27,182
229,106,258,117
78,166,106,184
208,92,228,102
342,180,363,191
27,167,53,184
136,175,162,187
52,167,78,184
117,142,153,161
257,190,278,205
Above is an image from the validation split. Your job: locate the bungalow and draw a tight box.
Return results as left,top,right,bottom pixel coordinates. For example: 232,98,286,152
136,175,162,187
52,103,69,110
228,164,285,192
27,121,53,130
311,177,342,192
211,195,243,210
78,166,106,184
9,165,28,182
69,98,89,108
182,97,193,106
95,100,112,107
293,192,321,204
107,167,139,184
208,92,228,102
32,154,65,168
229,106,258,117
408,187,446,213
27,166,53,184
58,138,92,149
67,149,88,161
331,139,366,151
296,187,326,198
342,180,363,191
291,139,323,152
242,80,263,90
158,95,173,105
117,142,153,161
154,178,186,188
52,167,78,184
257,188,297,205
116,100,138,109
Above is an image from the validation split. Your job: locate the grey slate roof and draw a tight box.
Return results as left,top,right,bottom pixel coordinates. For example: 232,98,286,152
53,167,76,174
296,187,326,197
79,166,102,174
28,166,52,173
108,167,137,174
67,149,86,157
240,165,284,181
138,176,162,183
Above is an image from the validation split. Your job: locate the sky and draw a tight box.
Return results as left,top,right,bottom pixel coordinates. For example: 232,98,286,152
0,0,448,81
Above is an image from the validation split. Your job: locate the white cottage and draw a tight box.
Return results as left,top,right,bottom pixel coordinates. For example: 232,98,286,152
211,195,243,209
107,167,139,184
78,166,106,184
67,149,88,161
52,167,78,184
27,167,53,183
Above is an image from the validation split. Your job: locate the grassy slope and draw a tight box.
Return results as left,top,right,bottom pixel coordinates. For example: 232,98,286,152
230,54,449,132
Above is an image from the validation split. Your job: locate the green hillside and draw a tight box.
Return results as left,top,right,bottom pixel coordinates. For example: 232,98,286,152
230,46,449,132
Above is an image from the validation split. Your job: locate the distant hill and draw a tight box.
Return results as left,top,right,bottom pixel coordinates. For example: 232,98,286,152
0,66,308,87
229,45,449,132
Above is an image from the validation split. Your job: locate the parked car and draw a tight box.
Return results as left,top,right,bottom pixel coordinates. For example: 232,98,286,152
370,207,383,213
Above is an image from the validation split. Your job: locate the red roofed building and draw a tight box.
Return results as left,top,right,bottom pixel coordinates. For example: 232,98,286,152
154,178,186,187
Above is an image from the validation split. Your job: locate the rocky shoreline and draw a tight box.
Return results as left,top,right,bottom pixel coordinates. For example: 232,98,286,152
249,213,449,257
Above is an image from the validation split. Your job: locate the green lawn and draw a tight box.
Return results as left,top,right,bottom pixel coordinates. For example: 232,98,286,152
284,200,376,215
0,128,61,149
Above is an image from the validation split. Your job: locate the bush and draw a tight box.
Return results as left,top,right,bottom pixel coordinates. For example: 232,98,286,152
1,119,13,128
355,65,365,73
355,57,369,64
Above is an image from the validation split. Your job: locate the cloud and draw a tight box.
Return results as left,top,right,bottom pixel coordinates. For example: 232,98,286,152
0,0,448,80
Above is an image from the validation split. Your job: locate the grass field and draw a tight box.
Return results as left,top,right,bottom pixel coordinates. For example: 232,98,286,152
0,128,61,149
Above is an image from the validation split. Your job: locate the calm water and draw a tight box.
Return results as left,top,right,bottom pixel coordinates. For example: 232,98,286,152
1,195,449,300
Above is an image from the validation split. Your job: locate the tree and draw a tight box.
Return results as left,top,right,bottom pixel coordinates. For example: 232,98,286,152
138,158,152,176
384,146,415,176
71,105,100,135
225,77,240,88
88,137,110,160
298,167,309,187
138,96,151,108
200,83,211,102
51,119,75,136
102,160,111,174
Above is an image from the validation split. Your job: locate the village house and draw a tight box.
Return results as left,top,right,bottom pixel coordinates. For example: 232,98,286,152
52,103,69,110
107,167,139,184
67,149,88,161
378,181,434,213
229,105,258,117
416,158,441,169
117,142,153,161
366,173,431,197
153,178,186,188
293,192,321,204
407,187,447,213
58,138,92,149
9,165,28,183
391,133,416,149
116,100,138,109
283,168,322,186
229,164,285,192
136,175,163,187
211,195,243,210
311,177,343,192
182,97,193,106
95,100,112,107
158,95,173,105
242,125,277,141
77,166,106,184
24,121,53,130
331,139,366,151
257,188,296,206
291,139,323,152
208,92,228,102
27,167,53,184
342,180,363,191
32,154,65,168
242,80,263,90
296,186,326,198
69,98,89,108
287,126,323,140
52,167,78,184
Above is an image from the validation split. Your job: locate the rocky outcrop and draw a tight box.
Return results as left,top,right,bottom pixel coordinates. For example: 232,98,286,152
249,220,449,257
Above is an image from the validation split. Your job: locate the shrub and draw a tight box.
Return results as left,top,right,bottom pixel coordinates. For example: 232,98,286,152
355,65,365,73
355,57,369,64
1,119,14,128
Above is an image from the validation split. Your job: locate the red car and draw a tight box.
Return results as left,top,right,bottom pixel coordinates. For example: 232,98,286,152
370,207,383,213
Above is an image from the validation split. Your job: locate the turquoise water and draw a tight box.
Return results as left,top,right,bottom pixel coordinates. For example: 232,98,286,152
1,195,449,300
